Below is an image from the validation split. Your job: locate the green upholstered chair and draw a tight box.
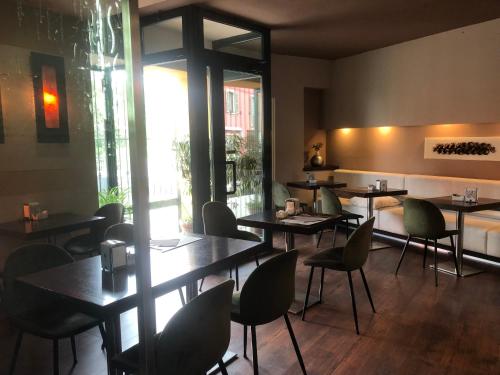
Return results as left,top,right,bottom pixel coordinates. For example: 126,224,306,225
302,217,376,334
316,187,364,248
2,244,106,375
104,222,134,246
65,203,125,258
201,201,261,291
111,279,235,375
396,198,459,287
272,181,291,209
231,250,307,375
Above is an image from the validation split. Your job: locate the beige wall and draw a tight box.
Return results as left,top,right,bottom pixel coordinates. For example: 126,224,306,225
0,3,98,230
324,18,500,128
271,54,331,203
327,123,500,180
304,88,327,165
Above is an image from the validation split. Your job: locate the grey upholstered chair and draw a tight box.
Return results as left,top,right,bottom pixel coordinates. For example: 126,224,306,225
316,187,364,248
302,217,376,334
65,203,125,257
202,201,261,291
396,198,459,286
272,181,292,209
104,222,134,246
2,244,106,375
231,250,307,375
111,280,235,375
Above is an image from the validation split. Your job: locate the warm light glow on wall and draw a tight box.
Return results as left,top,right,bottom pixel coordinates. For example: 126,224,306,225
378,126,392,135
340,128,351,135
43,92,58,106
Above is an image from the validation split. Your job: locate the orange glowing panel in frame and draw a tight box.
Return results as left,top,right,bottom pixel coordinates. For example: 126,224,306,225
41,65,60,129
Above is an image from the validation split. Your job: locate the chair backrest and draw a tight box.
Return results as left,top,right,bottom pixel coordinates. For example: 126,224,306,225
92,203,125,242
104,223,134,246
238,250,298,325
2,244,74,315
272,181,291,208
202,201,238,238
342,217,375,270
156,279,235,374
403,198,446,238
319,187,343,215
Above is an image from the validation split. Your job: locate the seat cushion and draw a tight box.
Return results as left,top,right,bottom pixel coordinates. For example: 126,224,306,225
64,233,99,256
350,196,401,210
486,225,500,258
303,247,349,271
12,304,100,339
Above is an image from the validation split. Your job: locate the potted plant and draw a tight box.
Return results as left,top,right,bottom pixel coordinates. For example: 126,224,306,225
310,143,324,167
173,137,193,232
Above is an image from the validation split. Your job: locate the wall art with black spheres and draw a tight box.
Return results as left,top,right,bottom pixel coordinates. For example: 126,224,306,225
424,137,500,161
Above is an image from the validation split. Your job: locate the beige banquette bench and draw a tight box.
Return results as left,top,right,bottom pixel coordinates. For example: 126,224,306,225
329,169,500,260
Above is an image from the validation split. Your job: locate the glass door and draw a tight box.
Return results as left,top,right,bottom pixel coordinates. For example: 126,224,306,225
210,68,265,219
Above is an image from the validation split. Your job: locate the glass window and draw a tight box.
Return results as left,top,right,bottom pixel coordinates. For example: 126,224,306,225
143,16,183,55
203,18,262,59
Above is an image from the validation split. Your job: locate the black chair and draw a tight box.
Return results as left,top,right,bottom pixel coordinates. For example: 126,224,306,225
1,244,107,375
231,250,307,375
111,279,235,375
302,217,376,334
201,201,261,291
65,203,125,258
395,198,460,287
316,187,363,248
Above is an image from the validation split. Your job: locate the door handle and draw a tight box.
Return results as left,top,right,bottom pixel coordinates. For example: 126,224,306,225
226,160,237,195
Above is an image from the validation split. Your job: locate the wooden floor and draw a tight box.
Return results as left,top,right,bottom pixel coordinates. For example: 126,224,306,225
1,230,499,374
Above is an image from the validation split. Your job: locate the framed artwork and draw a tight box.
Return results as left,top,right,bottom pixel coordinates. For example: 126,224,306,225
424,137,500,161
0,87,4,144
30,52,69,143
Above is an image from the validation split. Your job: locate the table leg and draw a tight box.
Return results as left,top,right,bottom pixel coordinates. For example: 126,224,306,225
367,197,390,251
313,189,318,213
105,314,121,375
285,232,295,251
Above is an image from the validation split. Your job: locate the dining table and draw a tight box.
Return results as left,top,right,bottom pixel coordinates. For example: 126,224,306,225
287,180,347,212
425,196,500,277
0,213,104,243
17,234,264,374
237,210,343,314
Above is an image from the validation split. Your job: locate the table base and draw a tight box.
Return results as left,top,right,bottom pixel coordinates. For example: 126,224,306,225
208,350,238,374
430,262,483,277
288,293,320,315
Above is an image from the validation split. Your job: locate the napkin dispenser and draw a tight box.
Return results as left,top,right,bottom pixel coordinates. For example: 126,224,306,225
101,240,127,272
375,179,388,191
285,198,301,215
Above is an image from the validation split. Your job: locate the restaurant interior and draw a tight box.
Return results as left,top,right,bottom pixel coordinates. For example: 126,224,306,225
0,0,499,374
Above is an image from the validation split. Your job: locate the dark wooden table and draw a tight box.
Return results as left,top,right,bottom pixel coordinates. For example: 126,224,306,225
18,234,263,374
287,181,347,212
237,210,343,313
426,196,500,277
0,213,104,242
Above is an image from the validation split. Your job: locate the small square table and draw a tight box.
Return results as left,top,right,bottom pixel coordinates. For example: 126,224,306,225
287,180,347,212
237,210,343,313
425,196,500,277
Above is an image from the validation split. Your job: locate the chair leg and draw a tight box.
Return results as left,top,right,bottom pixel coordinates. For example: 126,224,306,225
347,271,360,335
434,239,439,287
359,268,376,313
255,254,260,267
9,331,23,375
235,266,240,291
356,218,360,226
199,277,205,292
218,359,229,375
316,230,323,248
332,225,337,248
229,267,232,278
302,267,315,321
178,287,186,306
395,235,411,275
345,219,350,239
319,268,325,303
70,336,77,365
98,323,106,351
243,324,248,359
284,314,307,375
53,339,59,375
422,238,429,269
251,325,259,375
450,235,459,274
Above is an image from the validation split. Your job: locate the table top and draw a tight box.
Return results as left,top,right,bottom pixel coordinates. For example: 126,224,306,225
0,213,104,239
287,181,347,190
425,196,500,212
335,187,408,198
18,235,262,316
237,210,342,235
